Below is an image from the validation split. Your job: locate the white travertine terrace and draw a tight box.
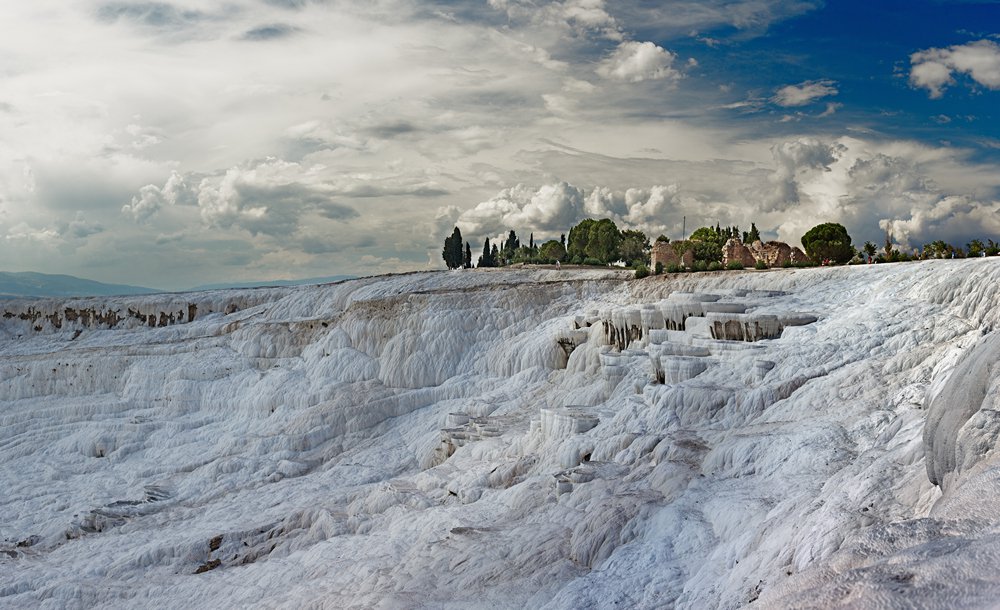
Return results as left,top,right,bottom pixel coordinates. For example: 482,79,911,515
4,262,1000,608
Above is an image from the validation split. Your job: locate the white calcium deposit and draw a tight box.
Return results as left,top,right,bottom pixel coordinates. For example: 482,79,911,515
3,261,1000,608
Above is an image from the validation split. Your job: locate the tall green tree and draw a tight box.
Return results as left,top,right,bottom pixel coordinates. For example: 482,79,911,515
690,226,723,245
538,239,566,262
567,219,597,260
442,227,464,269
478,237,495,267
501,229,519,264
619,229,650,266
464,242,472,268
585,219,622,264
801,222,853,264
742,223,760,243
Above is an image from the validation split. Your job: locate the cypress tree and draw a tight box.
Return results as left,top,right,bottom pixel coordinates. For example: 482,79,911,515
442,227,464,269
479,238,493,267
464,242,472,268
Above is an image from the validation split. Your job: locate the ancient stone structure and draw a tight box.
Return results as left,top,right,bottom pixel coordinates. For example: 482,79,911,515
748,240,793,267
651,241,680,270
722,238,757,267
653,237,809,270
651,241,695,270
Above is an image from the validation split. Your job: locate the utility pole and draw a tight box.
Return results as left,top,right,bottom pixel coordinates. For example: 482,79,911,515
682,216,686,240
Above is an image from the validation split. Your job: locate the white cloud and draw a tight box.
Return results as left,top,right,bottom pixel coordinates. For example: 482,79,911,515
5,222,59,242
597,41,682,83
910,39,1000,98
122,184,165,223
745,137,845,212
772,79,838,107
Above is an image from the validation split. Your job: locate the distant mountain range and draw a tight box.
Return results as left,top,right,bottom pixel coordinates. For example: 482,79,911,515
0,271,358,299
0,271,161,299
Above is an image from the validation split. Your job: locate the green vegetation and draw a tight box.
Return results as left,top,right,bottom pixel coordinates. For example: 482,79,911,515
619,230,651,267
442,227,465,269
447,214,1000,277
538,239,566,263
801,222,854,264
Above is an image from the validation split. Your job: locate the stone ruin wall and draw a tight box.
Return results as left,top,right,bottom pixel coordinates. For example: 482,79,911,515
653,237,810,269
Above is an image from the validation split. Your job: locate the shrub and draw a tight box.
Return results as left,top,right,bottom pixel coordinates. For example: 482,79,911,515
726,261,744,270
666,263,683,273
570,255,583,265
755,260,768,270
634,264,650,279
582,257,603,266
782,260,793,268
692,260,708,272
654,261,663,275
707,261,723,272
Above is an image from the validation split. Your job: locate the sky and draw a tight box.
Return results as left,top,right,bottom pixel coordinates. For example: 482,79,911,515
1,0,999,289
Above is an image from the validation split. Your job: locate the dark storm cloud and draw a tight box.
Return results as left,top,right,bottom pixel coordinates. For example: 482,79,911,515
263,0,309,9
363,120,422,139
316,202,360,220
96,2,209,29
241,23,301,40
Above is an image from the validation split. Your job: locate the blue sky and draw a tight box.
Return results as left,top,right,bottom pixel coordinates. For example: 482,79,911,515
0,0,998,288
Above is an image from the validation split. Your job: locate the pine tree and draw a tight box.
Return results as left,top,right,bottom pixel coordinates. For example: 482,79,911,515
464,242,472,268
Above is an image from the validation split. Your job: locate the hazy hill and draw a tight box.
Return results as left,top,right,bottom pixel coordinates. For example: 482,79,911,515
0,271,161,298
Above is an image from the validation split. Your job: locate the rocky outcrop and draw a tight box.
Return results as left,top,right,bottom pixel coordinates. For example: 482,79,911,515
722,238,757,267
790,246,809,264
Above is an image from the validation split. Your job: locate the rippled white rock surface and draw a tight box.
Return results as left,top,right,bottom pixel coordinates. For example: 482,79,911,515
4,262,1000,608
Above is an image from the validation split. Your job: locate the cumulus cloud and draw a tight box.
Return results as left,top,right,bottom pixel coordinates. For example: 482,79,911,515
910,39,1000,98
772,79,838,107
5,222,59,242
597,41,682,83
63,213,104,239
488,0,621,39
122,170,198,222
122,184,164,222
448,181,697,244
881,196,1000,250
746,138,845,212
455,182,585,237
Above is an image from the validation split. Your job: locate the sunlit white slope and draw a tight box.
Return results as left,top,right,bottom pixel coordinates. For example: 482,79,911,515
2,262,1000,609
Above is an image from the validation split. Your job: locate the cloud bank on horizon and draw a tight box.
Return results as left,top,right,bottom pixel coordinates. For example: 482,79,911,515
0,0,998,288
